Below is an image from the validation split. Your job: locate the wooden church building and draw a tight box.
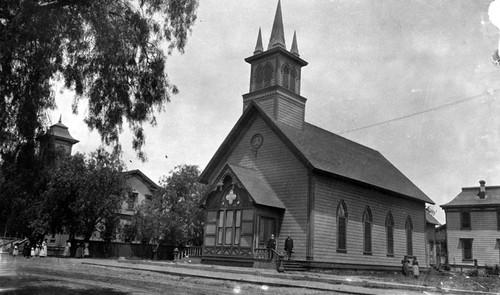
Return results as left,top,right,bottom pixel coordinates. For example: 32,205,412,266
199,1,435,271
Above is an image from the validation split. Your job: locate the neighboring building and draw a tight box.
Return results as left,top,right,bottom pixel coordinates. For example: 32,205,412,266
198,1,434,271
434,224,447,267
425,211,441,266
118,169,160,242
441,180,500,268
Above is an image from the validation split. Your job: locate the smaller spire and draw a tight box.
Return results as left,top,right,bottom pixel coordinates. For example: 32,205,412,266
58,114,62,123
254,28,264,54
290,31,299,56
267,0,286,50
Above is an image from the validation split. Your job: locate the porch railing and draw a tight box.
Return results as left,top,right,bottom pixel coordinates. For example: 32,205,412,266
254,247,276,260
174,246,203,260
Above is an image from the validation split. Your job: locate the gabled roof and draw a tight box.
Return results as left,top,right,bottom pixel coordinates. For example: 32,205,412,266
199,102,434,204
199,164,285,209
124,169,160,191
426,211,441,225
228,164,285,209
441,185,500,208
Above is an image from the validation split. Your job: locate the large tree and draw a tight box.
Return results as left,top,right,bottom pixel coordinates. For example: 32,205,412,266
135,164,206,246
0,0,198,160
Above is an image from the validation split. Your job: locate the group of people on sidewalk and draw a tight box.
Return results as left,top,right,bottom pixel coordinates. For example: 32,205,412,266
12,239,48,259
62,240,90,258
11,239,90,259
401,255,419,279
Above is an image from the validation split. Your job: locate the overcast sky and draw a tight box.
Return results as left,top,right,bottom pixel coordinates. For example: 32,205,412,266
51,0,500,224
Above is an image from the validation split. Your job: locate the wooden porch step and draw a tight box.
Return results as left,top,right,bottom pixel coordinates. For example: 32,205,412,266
282,260,307,272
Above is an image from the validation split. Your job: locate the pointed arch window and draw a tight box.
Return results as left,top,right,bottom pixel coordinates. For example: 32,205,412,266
406,216,413,256
386,212,394,257
255,66,264,90
363,207,373,255
283,65,289,89
215,175,243,246
264,63,273,87
337,201,348,253
290,68,296,92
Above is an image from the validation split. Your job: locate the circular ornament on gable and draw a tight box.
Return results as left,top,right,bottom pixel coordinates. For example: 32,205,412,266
250,133,264,150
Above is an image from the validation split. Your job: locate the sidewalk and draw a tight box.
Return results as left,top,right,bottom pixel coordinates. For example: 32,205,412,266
81,258,476,295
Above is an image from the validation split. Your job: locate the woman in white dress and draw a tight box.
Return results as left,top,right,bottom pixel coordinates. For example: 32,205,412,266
83,242,90,258
40,240,47,257
63,240,71,257
12,244,19,257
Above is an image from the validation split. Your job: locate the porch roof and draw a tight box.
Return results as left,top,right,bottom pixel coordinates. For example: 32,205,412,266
229,164,286,209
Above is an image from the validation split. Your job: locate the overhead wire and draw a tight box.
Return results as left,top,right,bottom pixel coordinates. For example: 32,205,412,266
337,89,500,135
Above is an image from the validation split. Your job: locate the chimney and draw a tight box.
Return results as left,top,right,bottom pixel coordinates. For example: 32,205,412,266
477,180,486,199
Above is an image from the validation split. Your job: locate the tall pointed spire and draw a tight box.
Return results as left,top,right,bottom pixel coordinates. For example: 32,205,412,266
290,31,299,56
254,28,263,54
267,0,286,50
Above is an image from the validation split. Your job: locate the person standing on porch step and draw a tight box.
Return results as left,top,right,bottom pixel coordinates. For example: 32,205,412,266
284,235,294,260
267,234,276,259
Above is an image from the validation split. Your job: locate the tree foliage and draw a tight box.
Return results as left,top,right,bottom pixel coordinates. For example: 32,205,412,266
41,147,128,241
426,205,436,216
135,164,206,246
0,0,198,160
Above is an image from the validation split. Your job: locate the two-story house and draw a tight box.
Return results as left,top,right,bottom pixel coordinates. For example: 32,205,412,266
118,169,160,242
441,180,500,268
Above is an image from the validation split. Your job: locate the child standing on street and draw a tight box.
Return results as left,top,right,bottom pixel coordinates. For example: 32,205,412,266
412,256,419,279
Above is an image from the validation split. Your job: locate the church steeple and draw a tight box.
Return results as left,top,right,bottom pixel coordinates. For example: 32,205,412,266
290,31,299,56
267,0,286,50
243,1,308,129
254,28,264,54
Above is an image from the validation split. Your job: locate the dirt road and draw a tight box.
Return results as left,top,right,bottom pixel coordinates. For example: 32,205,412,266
0,254,340,294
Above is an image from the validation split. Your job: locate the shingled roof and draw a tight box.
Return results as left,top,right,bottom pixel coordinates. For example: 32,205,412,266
200,103,434,204
275,120,433,204
441,184,500,208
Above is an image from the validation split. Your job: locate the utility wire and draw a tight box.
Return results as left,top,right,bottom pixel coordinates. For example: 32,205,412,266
337,89,499,135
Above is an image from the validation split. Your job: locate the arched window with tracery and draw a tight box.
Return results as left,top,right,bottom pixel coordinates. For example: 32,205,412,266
215,175,243,246
264,63,273,87
283,65,289,89
290,68,296,92
337,200,348,253
363,207,373,255
255,66,264,90
406,216,413,256
386,212,394,256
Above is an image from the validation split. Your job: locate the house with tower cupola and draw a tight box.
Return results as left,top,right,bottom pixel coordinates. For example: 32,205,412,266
37,118,159,250
198,1,434,271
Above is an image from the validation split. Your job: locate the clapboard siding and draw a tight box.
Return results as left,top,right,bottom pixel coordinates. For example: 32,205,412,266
252,96,276,118
313,174,427,267
208,114,309,259
277,95,304,129
446,210,500,266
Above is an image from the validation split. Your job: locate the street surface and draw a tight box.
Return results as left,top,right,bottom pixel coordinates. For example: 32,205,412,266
0,254,341,294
